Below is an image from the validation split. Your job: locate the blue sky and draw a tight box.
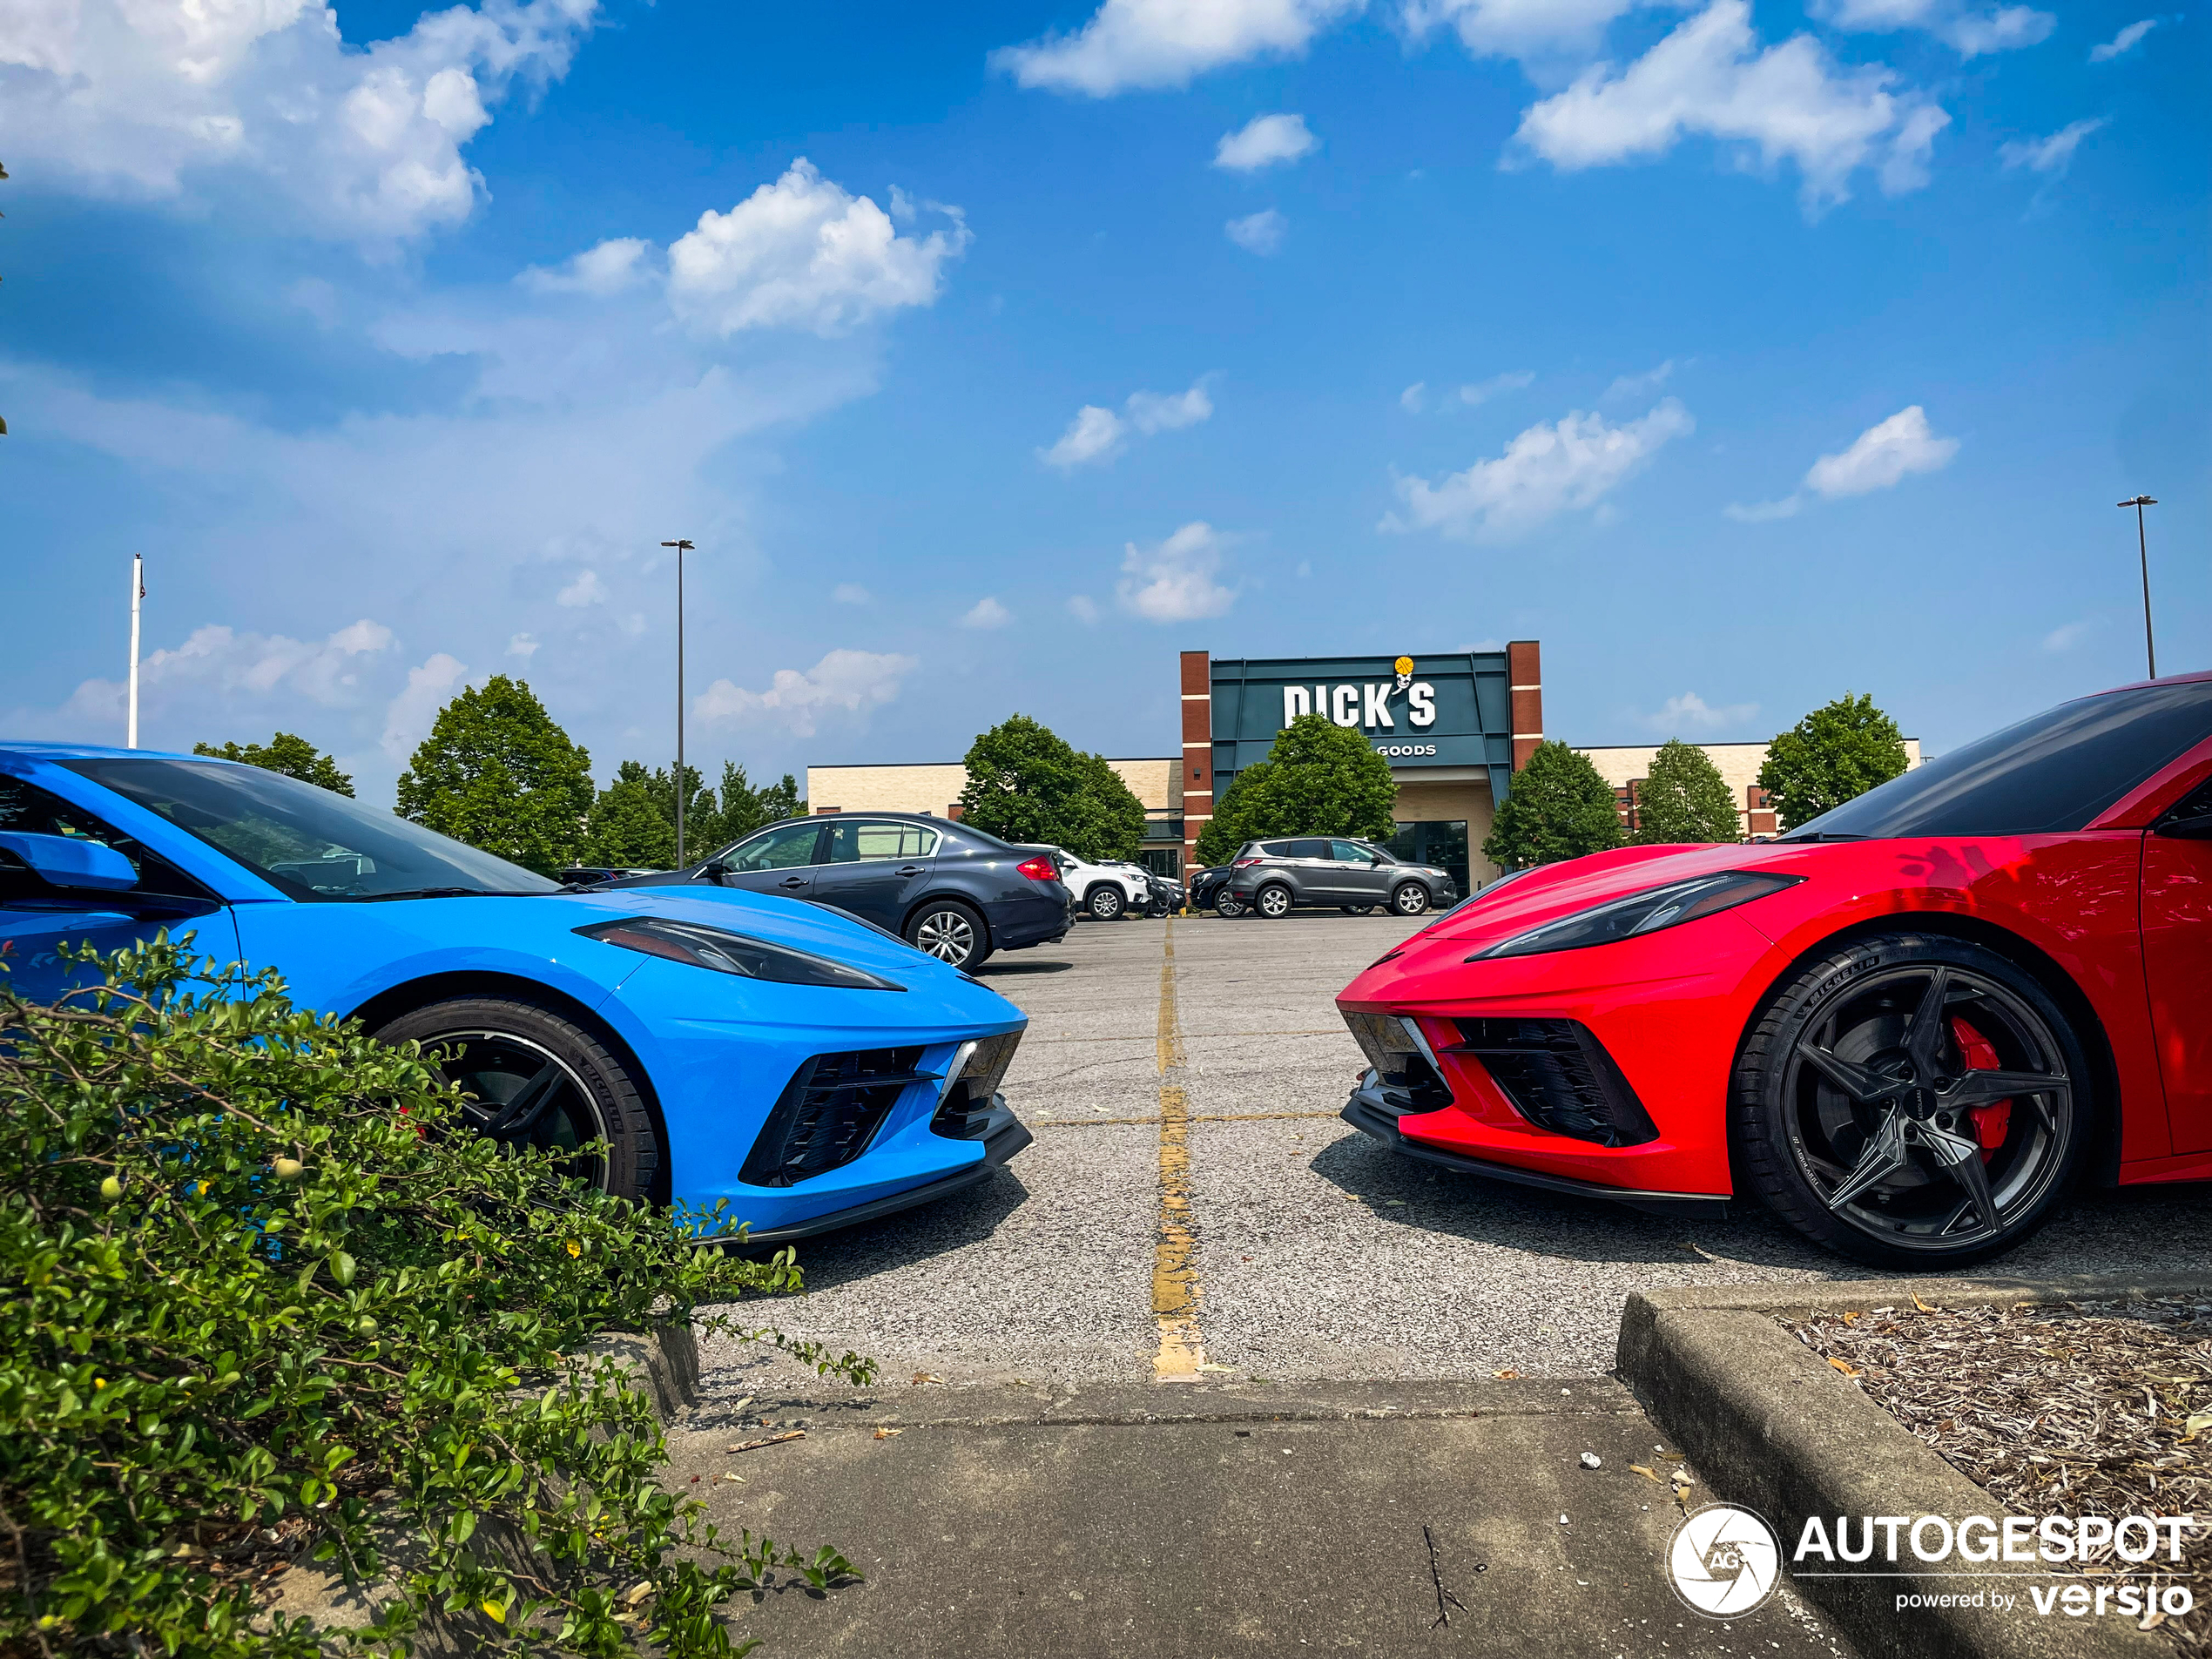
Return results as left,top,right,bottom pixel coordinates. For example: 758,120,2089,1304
3,0,2204,802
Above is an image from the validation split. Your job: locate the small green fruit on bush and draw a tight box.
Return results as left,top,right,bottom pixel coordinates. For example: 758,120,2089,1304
272,1156,305,1182
98,1175,123,1203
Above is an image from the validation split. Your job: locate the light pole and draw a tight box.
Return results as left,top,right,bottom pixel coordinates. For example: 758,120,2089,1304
660,540,695,865
2117,496,2158,680
126,555,144,749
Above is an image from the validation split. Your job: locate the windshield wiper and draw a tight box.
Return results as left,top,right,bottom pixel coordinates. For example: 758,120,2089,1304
1776,833,1871,843
343,887,530,902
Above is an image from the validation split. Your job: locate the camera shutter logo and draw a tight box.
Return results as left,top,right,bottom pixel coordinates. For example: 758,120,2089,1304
1668,1504,1782,1617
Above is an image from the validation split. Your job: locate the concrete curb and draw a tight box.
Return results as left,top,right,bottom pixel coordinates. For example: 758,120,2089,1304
258,1318,699,1642
1617,1273,2205,1659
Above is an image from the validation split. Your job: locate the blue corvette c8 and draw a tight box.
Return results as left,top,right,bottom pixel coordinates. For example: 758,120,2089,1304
0,744,1034,1243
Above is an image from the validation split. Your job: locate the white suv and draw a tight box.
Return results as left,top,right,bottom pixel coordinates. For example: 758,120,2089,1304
1041,848,1150,921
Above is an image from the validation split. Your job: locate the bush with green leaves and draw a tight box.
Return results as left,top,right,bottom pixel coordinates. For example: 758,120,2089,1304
1480,741,1626,871
1757,692,1910,831
954,716,1144,862
1633,739,1742,845
1192,714,1395,867
0,940,868,1656
192,736,354,798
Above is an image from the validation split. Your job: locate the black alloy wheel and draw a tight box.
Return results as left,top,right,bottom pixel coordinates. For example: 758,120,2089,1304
1733,934,2089,1268
906,898,991,968
1213,891,1246,919
1391,883,1431,917
370,996,666,1204
1255,883,1294,919
1087,885,1125,921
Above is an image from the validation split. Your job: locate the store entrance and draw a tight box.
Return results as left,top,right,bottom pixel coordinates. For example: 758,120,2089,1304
1383,819,1469,899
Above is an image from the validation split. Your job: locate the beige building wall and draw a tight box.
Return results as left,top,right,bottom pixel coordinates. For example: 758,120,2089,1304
1391,771,1501,886
806,758,1179,819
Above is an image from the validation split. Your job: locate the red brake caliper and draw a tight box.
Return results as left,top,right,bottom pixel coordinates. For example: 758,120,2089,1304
1949,1015,2008,1162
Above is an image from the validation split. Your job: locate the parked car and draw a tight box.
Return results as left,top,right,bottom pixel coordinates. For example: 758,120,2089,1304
0,746,1034,1242
1042,846,1150,921
1143,872,1184,918
1186,864,1242,916
1337,672,2212,1269
1224,837,1458,920
608,813,1069,971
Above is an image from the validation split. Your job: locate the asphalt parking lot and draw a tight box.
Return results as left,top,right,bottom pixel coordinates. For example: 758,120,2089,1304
702,911,2212,1393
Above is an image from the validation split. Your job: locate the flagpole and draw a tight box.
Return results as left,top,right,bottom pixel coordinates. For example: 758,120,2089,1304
127,555,144,749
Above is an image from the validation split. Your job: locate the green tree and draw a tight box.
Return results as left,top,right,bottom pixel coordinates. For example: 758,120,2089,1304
955,714,1144,861
192,732,354,796
1192,713,1396,866
755,772,804,825
1757,692,1910,831
1482,740,1627,869
707,760,767,849
583,760,678,868
1634,738,1743,845
395,676,593,874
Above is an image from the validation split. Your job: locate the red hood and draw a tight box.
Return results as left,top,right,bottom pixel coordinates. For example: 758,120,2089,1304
1413,840,1822,953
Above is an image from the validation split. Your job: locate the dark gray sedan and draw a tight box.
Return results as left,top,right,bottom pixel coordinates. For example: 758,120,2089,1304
1221,837,1456,920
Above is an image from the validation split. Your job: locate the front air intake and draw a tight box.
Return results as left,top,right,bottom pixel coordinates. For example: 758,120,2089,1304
932,1028,1025,1139
1340,1010,1452,1115
1447,1019,1658,1147
741,1047,934,1187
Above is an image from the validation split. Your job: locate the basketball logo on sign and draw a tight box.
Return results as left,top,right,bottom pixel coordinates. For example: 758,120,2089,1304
1667,1504,1782,1618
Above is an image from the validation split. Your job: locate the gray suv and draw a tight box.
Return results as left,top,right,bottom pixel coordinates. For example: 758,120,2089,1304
1222,837,1457,920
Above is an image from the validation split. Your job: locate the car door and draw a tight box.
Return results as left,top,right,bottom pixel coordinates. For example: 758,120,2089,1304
0,772,238,1002
1283,838,1334,902
1332,840,1391,904
811,819,940,929
2145,778,2212,1151
710,820,828,903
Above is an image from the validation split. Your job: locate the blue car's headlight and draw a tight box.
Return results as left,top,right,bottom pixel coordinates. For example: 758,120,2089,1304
1467,872,1803,961
577,917,906,991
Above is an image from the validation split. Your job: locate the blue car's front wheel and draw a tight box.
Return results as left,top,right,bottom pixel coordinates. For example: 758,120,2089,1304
373,997,667,1204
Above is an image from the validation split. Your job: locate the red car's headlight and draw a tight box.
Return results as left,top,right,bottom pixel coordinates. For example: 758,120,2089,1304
1467,872,1803,961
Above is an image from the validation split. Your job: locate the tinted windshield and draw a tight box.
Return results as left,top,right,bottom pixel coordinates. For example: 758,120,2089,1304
66,758,560,900
1781,681,2212,840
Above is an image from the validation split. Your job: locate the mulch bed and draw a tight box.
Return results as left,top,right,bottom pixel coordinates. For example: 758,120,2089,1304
1790,1297,2212,1656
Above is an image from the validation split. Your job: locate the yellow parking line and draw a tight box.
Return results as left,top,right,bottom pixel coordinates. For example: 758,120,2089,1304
1152,918,1204,1383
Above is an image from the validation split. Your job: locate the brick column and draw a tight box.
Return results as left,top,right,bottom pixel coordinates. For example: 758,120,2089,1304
1179,650,1211,868
1507,639,1543,771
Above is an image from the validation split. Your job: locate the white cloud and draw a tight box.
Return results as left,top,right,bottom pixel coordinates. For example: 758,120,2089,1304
1513,1,1948,214
665,159,970,338
1804,405,1958,496
1382,399,1693,542
1642,690,1758,732
0,0,599,246
692,649,917,738
63,617,400,734
1603,361,1674,401
1815,0,2054,56
1400,381,1428,412
961,596,1014,629
1401,0,1660,64
832,582,872,604
1723,495,1802,521
1116,522,1238,622
2090,19,2158,60
382,652,470,761
993,0,1363,95
2000,118,2107,176
1461,369,1536,404
520,237,651,296
2042,620,2093,652
1225,208,1288,253
1042,380,1214,469
556,569,608,607
1214,112,1320,171
507,631,540,660
1068,595,1102,623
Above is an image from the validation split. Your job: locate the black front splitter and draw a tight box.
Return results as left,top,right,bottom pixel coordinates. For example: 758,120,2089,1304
713,1111,1035,1249
1340,1087,1730,1220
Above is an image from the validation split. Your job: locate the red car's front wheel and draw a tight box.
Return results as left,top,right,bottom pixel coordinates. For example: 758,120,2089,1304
1732,934,2091,1269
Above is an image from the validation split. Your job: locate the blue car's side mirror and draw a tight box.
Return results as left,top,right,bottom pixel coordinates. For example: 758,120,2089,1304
0,831,139,892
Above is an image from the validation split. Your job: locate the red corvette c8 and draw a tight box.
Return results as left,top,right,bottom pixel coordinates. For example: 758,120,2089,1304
1336,674,2212,1267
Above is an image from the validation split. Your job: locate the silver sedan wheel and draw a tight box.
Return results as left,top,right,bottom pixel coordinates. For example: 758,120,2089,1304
913,907,978,964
